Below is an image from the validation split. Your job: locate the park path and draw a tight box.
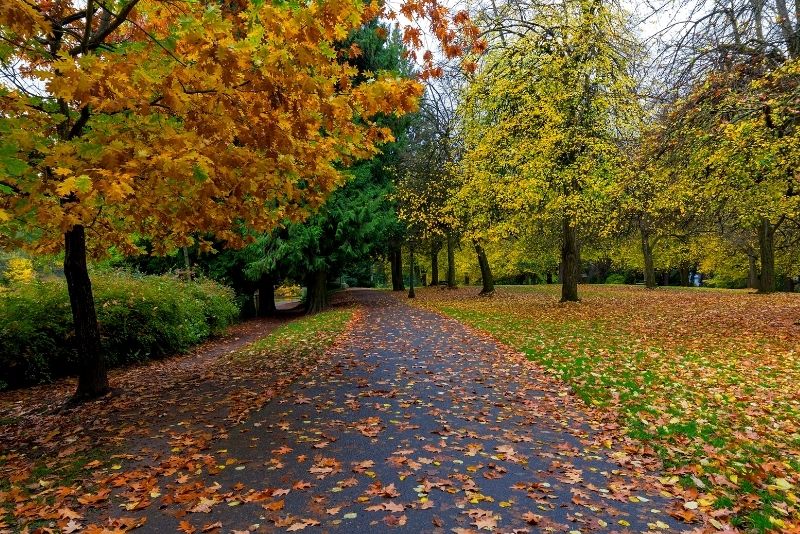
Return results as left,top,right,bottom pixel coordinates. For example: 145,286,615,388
108,290,688,533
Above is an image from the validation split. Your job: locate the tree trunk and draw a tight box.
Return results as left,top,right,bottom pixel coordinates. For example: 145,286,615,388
560,217,580,302
258,272,276,317
305,269,328,314
65,225,109,401
390,245,404,291
473,240,495,295
446,234,456,288
408,246,416,299
595,257,612,284
640,223,656,289
182,246,192,281
546,271,553,284
430,241,441,286
758,217,776,293
679,263,690,287
748,254,759,290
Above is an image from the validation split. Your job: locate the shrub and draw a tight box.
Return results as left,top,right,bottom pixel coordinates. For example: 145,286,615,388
275,283,302,299
604,273,627,285
0,272,239,389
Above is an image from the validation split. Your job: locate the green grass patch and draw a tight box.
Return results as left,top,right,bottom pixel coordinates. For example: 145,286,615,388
419,286,800,532
233,307,354,364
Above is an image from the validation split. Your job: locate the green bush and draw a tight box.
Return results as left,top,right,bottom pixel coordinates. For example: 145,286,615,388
0,272,239,389
604,273,627,285
703,275,747,289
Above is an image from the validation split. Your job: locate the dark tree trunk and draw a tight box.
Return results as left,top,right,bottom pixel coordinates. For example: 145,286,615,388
748,254,759,290
679,263,690,287
758,218,776,293
430,241,441,286
473,240,495,295
595,257,612,284
446,234,456,288
389,248,397,290
661,271,670,286
258,272,276,317
640,222,656,289
65,225,109,401
390,245,404,291
546,271,553,284
305,269,328,314
408,246,416,299
560,217,580,302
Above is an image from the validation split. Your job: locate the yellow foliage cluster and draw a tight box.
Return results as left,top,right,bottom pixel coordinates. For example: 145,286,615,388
455,0,641,244
0,0,475,257
3,257,34,284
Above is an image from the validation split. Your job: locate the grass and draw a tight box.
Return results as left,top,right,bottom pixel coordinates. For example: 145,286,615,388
233,307,355,364
413,284,800,532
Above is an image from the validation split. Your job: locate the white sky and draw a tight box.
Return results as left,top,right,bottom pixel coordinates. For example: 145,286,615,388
386,0,690,66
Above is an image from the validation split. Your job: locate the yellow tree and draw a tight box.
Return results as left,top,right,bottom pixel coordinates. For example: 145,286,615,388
655,58,800,292
0,0,474,400
458,0,640,301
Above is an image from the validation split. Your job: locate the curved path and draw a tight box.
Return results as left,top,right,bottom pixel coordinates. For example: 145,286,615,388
125,290,687,533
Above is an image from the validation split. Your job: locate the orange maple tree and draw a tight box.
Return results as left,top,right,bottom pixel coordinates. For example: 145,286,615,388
0,0,475,400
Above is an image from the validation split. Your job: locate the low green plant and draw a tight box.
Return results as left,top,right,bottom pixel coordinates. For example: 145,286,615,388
0,271,239,389
604,273,626,284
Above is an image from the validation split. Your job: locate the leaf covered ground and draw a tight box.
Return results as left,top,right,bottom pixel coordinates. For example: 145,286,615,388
0,303,355,533
412,285,800,532
1,290,692,533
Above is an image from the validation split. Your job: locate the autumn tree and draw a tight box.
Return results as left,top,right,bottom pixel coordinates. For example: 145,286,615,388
650,59,800,292
459,0,640,302
0,0,478,400
214,21,417,313
644,0,800,292
395,76,464,289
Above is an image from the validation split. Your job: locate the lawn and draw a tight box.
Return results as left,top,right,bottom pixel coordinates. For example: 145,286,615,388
412,284,800,532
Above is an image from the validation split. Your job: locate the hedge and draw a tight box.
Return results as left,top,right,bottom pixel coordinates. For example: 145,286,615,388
0,272,239,389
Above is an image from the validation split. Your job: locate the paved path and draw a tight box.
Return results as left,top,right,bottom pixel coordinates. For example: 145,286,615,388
117,290,687,533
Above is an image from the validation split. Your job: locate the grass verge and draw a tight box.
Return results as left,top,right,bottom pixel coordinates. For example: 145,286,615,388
413,285,800,532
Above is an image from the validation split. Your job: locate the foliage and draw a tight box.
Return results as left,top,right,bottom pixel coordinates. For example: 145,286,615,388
0,272,238,388
2,256,34,284
414,285,800,531
0,1,446,257
647,57,800,290
275,283,302,300
456,0,640,243
604,273,626,284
